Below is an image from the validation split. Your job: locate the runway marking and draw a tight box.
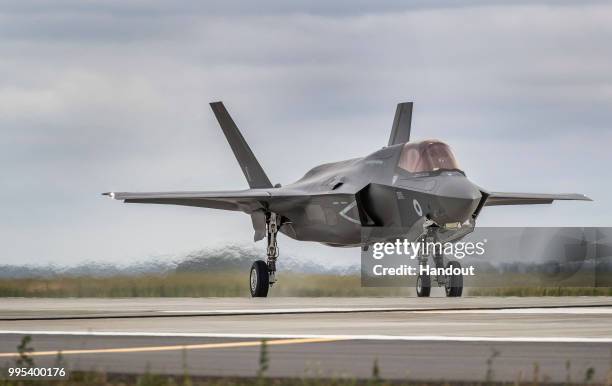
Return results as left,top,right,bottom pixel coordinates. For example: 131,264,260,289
160,307,415,314
0,337,344,358
3,304,611,321
160,306,612,315
420,307,612,314
0,331,610,343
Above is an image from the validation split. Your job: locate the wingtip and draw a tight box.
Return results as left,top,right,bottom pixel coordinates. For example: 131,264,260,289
571,193,593,201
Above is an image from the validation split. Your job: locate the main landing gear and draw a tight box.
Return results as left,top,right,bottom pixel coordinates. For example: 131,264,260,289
415,232,463,298
250,213,280,297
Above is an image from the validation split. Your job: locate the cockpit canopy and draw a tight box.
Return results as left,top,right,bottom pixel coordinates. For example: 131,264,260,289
398,140,461,173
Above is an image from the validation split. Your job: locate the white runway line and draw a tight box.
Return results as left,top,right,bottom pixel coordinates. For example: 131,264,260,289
420,307,612,314
160,307,419,314
159,306,612,315
0,330,610,343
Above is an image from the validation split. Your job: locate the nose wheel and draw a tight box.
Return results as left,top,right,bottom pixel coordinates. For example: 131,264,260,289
445,260,463,297
416,273,431,297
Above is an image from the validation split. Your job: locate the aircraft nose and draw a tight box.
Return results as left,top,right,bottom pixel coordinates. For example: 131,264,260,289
432,177,482,224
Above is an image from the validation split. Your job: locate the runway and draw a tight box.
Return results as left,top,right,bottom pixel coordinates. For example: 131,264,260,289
0,297,610,383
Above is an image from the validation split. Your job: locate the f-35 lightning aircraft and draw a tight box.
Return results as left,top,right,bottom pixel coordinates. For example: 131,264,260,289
104,102,591,297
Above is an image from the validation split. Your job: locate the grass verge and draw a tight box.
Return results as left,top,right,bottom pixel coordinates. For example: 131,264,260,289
0,272,411,297
467,287,612,296
0,272,609,297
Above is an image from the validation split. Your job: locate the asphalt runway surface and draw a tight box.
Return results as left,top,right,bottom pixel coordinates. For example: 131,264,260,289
0,297,611,383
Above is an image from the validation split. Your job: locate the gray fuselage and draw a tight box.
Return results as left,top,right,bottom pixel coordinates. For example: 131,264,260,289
270,142,482,247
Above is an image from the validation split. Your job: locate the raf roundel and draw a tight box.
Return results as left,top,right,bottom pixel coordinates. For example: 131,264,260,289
413,199,423,216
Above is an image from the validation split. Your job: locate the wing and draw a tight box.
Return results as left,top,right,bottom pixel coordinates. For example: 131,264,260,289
103,188,320,242
484,192,592,206
102,190,272,212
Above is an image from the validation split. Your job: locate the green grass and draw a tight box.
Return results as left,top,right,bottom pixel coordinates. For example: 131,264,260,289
1,336,609,386
2,372,593,386
467,287,612,296
0,272,411,298
0,272,609,298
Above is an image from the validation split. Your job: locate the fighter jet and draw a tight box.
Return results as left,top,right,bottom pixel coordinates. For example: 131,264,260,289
104,102,591,297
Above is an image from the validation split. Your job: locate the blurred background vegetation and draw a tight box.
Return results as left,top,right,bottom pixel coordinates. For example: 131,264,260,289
0,272,610,297
0,272,412,297
0,245,608,297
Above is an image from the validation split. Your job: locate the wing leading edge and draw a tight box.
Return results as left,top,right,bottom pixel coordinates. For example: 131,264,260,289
102,190,272,212
484,192,592,206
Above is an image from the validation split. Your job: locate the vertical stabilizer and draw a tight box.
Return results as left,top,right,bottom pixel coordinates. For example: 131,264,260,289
388,102,413,146
210,102,273,189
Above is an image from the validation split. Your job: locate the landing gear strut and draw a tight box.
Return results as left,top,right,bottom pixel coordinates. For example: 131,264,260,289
416,234,432,297
250,213,280,298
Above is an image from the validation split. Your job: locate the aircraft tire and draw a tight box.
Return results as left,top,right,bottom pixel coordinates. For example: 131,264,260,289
416,273,431,297
250,260,269,297
445,260,463,297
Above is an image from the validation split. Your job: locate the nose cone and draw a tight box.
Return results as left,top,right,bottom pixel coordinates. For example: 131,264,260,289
431,177,482,224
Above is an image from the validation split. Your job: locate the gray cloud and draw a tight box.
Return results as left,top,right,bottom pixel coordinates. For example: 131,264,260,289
0,1,610,266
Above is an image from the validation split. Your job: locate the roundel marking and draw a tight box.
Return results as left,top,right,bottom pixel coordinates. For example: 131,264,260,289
413,199,423,217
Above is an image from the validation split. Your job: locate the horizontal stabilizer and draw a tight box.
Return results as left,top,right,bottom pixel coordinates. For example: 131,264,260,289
210,102,273,189
388,102,413,146
485,192,592,206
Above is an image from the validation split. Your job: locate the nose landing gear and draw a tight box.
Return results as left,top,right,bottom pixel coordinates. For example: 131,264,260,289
415,231,464,298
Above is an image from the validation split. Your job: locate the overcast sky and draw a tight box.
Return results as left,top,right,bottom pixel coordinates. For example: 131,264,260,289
1,0,611,267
